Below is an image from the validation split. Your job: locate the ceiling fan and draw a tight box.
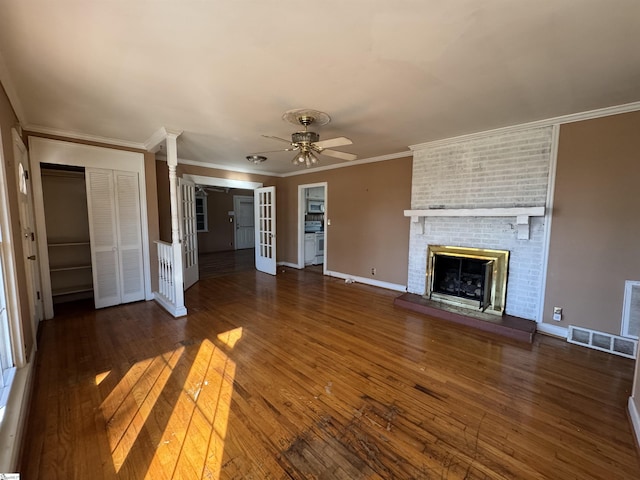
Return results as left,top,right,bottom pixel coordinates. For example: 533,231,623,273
252,109,357,167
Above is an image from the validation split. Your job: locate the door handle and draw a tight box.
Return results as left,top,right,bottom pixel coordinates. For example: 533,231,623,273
27,255,36,260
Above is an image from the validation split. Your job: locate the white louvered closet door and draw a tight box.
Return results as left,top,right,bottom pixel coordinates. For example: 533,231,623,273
86,169,145,309
114,171,145,304
86,169,121,308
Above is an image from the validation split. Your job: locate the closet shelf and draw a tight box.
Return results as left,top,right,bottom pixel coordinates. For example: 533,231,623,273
52,285,94,297
50,265,92,272
48,242,91,247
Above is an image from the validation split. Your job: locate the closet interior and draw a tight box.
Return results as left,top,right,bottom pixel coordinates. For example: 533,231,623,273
40,164,93,305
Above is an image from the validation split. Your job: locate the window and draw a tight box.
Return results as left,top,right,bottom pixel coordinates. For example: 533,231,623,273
195,195,208,232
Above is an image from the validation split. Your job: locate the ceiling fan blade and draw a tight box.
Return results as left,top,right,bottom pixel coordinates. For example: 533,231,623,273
250,147,298,154
318,149,358,161
262,135,294,145
313,136,353,149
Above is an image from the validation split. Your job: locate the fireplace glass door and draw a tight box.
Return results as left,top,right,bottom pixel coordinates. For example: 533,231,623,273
431,255,494,311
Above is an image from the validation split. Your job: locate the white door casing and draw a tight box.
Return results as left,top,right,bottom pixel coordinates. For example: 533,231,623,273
179,177,198,290
13,129,43,342
255,186,276,275
233,195,255,250
86,168,145,309
30,137,153,319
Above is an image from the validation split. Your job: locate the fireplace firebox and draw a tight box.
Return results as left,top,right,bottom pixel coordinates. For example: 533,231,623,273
426,246,509,316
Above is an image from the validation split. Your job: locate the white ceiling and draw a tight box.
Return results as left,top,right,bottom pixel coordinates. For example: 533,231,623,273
1,1,639,175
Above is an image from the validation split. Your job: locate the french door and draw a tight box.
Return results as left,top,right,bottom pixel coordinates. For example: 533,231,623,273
254,186,276,275
179,178,198,290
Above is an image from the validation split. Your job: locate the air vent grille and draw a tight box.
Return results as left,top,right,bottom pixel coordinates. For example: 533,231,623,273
568,326,637,359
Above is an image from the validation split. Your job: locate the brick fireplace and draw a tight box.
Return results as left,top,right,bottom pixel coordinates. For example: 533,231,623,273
406,126,553,321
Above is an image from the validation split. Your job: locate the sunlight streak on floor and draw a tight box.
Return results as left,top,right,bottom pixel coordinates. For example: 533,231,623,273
217,327,243,349
95,370,111,385
145,338,237,479
100,347,185,473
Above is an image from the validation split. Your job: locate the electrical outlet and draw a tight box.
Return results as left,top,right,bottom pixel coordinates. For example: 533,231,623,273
371,267,376,275
553,307,562,321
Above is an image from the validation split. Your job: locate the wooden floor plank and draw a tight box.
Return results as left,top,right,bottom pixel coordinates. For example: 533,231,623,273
18,264,640,479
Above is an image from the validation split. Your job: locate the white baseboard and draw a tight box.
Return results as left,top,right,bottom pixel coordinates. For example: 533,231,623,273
536,322,568,339
628,397,640,448
325,270,407,292
0,348,36,472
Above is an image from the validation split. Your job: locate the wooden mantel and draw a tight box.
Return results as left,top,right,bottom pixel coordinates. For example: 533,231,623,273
404,206,546,239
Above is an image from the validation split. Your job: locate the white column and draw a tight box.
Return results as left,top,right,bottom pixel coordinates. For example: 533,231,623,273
166,133,186,316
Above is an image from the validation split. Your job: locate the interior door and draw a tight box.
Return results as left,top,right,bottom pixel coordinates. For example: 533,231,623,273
13,129,43,337
114,171,145,303
233,195,255,250
255,186,276,275
179,177,198,290
87,169,145,308
86,169,121,308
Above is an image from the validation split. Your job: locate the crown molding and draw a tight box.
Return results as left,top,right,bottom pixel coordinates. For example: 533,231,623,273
410,101,640,151
279,150,413,178
155,151,412,178
144,127,184,152
24,124,146,150
156,155,284,177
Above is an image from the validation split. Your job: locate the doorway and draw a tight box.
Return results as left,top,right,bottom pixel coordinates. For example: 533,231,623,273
299,183,327,272
181,175,263,279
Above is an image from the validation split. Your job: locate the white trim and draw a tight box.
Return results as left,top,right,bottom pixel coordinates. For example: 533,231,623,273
325,270,407,293
0,130,26,368
410,101,640,152
0,348,35,472
628,397,640,449
173,157,283,177
153,292,187,317
404,207,545,218
536,322,569,339
280,151,412,178
298,182,327,270
621,280,640,338
182,174,263,190
24,124,146,150
144,127,183,152
29,137,154,315
536,124,560,323
159,151,412,178
405,207,545,237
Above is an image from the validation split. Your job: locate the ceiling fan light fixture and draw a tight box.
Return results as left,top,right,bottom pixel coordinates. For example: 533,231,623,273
292,151,306,165
246,155,267,164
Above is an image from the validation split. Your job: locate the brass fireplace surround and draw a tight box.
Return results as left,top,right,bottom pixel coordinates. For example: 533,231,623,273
425,245,509,316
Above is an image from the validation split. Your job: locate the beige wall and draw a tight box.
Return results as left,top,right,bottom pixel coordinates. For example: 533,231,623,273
276,157,412,286
198,188,254,254
544,111,640,333
0,84,33,357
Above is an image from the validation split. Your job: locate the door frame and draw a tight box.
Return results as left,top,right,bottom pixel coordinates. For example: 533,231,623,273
0,129,26,368
298,182,327,272
12,129,43,345
29,137,152,319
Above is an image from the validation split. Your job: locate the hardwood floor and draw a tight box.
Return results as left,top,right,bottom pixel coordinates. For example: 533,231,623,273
20,268,640,479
